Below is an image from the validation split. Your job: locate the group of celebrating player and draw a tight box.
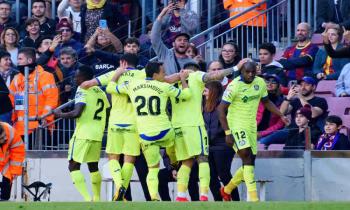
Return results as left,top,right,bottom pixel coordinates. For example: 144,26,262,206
54,53,289,202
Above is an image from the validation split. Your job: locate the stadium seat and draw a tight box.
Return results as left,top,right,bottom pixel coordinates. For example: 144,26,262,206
258,143,266,151
268,144,285,150
315,80,336,97
326,97,350,116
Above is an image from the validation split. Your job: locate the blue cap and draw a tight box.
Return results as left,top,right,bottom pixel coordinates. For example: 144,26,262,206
263,73,281,84
299,76,317,86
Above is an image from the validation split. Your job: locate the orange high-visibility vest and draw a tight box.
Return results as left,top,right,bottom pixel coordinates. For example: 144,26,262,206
9,65,59,135
0,122,25,181
223,0,267,28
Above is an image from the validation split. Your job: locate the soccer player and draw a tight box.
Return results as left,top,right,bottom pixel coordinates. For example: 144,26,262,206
54,65,110,201
218,61,289,202
172,59,251,202
106,61,191,201
80,54,182,200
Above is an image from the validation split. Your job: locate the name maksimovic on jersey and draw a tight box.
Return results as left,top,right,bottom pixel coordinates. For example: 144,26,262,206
132,84,164,94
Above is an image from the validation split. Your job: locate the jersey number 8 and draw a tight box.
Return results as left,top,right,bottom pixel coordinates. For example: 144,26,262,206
135,96,161,116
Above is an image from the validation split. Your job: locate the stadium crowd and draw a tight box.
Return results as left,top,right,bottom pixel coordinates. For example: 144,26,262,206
1,0,350,202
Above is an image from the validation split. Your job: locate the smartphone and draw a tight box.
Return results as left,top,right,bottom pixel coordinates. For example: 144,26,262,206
99,19,107,29
289,80,297,88
172,0,179,10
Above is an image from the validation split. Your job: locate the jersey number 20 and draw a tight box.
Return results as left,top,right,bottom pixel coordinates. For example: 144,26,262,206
93,99,105,121
135,96,160,116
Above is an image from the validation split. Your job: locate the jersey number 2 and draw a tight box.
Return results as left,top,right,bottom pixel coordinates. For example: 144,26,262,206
135,96,160,116
93,99,105,121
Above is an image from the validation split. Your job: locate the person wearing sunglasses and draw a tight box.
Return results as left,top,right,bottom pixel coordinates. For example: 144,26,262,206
257,74,285,145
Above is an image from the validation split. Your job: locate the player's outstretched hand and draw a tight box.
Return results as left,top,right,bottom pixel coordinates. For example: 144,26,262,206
225,134,234,148
172,170,178,180
53,109,62,118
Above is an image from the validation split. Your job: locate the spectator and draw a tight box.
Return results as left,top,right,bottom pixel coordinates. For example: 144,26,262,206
260,76,328,147
0,76,12,123
335,63,350,97
19,18,43,49
80,0,127,43
313,25,350,81
203,81,239,201
57,0,82,33
160,0,199,48
86,37,149,75
0,27,19,66
207,60,231,88
56,47,82,104
85,27,123,53
0,1,18,35
36,35,53,58
0,50,16,87
316,115,350,150
31,0,56,36
219,41,241,71
279,22,319,82
186,43,206,72
257,74,285,141
9,47,58,145
151,4,194,75
316,0,350,32
0,122,25,201
258,43,287,87
284,105,321,150
53,18,84,59
323,27,350,58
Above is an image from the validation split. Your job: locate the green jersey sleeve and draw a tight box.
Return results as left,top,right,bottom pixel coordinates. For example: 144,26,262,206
222,82,237,104
166,84,191,100
74,87,87,104
260,79,268,99
96,71,114,86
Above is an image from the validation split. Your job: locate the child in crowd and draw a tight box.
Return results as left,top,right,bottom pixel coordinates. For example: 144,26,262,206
316,115,350,150
284,105,321,149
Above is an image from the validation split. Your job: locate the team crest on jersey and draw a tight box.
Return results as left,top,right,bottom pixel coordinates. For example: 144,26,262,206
239,140,246,146
254,85,259,90
75,91,83,99
242,95,248,103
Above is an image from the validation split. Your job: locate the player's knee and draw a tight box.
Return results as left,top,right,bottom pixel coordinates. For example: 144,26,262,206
196,155,208,163
239,149,255,165
124,155,137,164
68,160,81,172
108,154,120,160
88,162,99,172
182,158,194,168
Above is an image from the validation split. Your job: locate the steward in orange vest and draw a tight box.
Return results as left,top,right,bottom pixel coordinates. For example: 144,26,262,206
223,0,267,28
9,48,59,136
0,122,25,200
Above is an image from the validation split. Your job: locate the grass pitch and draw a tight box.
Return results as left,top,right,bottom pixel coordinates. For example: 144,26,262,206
1,202,350,210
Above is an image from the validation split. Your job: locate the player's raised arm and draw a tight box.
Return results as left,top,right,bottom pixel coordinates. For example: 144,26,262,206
202,58,251,83
53,103,85,119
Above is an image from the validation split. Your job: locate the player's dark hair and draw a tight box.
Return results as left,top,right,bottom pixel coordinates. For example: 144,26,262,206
259,42,276,55
184,62,200,71
120,53,139,67
18,47,36,63
326,115,343,127
124,37,140,47
145,61,163,78
78,65,94,80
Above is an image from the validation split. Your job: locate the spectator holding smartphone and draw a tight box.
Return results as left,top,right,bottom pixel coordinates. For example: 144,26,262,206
160,0,199,48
